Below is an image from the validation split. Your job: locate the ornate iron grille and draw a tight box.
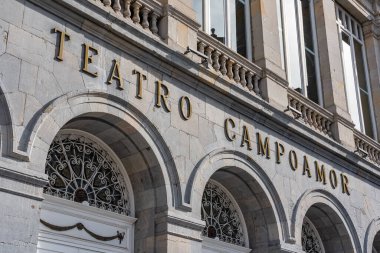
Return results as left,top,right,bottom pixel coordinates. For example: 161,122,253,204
44,133,130,215
302,218,324,253
201,181,245,246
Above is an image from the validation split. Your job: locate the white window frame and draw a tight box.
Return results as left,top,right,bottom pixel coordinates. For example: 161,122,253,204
201,0,252,60
336,5,377,140
296,0,323,106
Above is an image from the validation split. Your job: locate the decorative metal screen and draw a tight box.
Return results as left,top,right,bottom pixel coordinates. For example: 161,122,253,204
201,181,245,246
44,133,130,215
302,218,324,253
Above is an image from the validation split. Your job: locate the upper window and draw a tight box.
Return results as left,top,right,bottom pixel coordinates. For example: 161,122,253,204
283,0,322,105
299,0,321,105
194,0,252,59
336,5,376,138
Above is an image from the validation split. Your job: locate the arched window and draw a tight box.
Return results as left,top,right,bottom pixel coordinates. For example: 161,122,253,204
201,180,249,253
194,0,252,59
302,217,325,253
44,131,132,215
38,130,135,253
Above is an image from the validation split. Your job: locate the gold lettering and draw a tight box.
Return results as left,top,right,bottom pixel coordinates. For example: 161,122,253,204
179,96,192,120
156,80,171,111
132,69,146,99
315,161,327,185
341,174,350,195
275,142,285,164
224,118,236,141
289,150,298,171
303,156,312,178
257,133,270,159
82,43,98,77
107,59,123,89
53,28,70,61
241,126,252,150
329,169,338,189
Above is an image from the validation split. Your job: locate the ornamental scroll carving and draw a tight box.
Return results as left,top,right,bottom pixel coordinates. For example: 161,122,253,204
44,133,130,215
201,181,245,246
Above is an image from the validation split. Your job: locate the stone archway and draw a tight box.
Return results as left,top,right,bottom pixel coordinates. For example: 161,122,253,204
27,90,183,252
0,85,13,157
292,189,361,253
364,217,380,253
187,149,290,252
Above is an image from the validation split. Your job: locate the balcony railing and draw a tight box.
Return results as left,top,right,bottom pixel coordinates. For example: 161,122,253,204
354,130,380,165
94,0,163,37
196,31,263,96
287,89,334,138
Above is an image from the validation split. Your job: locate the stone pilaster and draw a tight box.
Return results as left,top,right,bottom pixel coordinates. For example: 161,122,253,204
314,0,355,149
251,0,288,111
159,0,200,55
363,15,380,139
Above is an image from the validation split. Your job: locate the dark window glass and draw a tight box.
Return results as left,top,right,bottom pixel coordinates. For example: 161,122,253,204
235,0,247,56
301,0,314,51
305,51,319,103
360,91,374,138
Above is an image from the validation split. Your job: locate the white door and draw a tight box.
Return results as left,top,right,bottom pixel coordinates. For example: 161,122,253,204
37,195,136,253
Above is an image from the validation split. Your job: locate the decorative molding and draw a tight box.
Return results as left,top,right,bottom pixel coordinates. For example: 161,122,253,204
40,219,125,244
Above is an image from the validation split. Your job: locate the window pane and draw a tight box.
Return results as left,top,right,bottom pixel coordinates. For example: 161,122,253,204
236,0,247,56
305,51,318,103
360,91,374,138
210,0,226,44
341,33,361,131
301,0,314,51
193,0,203,27
354,40,367,91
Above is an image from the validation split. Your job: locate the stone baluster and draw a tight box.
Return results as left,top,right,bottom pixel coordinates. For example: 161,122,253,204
212,50,221,71
240,68,247,87
305,108,311,125
141,7,150,29
220,55,227,75
103,0,111,7
198,41,206,54
246,72,253,91
113,0,121,13
326,121,332,137
253,75,260,95
150,12,159,35
205,46,213,68
123,0,132,18
227,60,234,79
132,1,142,24
233,63,240,83
321,118,327,134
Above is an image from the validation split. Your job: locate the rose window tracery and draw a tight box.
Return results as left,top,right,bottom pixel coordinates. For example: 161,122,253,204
201,181,245,246
44,132,130,215
302,218,325,253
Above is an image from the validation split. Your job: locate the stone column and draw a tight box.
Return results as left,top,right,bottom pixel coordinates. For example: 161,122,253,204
363,15,380,139
314,0,355,149
250,0,288,110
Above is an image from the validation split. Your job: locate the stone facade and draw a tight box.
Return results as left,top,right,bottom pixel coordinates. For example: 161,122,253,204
0,0,379,252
